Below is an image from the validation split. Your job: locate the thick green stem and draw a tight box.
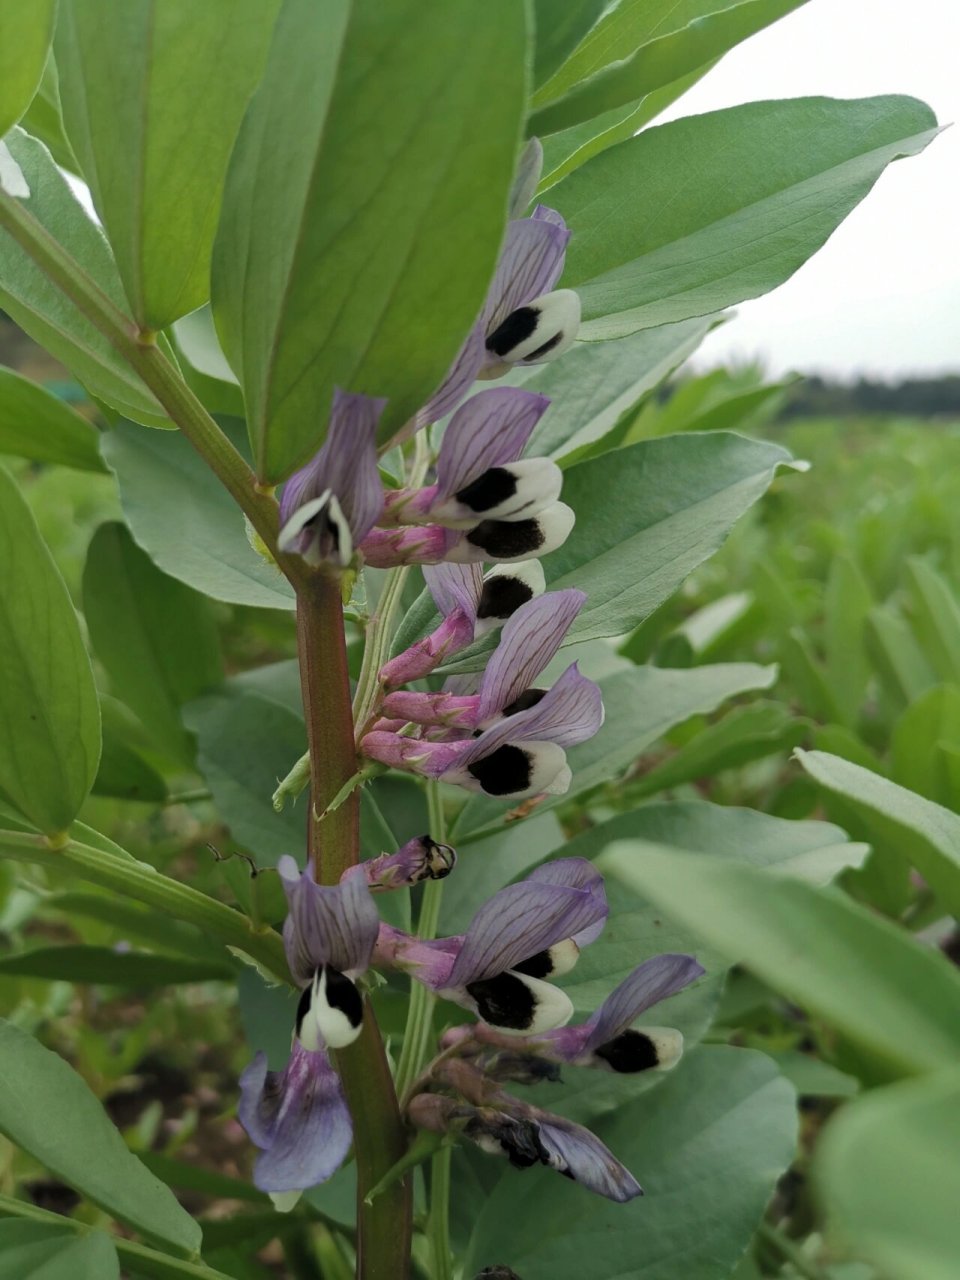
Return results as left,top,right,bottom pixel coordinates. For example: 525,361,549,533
296,572,411,1279
428,1146,454,1280
0,189,295,578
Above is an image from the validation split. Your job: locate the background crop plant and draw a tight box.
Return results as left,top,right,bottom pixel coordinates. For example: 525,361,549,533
0,3,954,1280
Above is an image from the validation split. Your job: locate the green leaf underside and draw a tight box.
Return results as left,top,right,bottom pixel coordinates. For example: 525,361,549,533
0,0,57,137
605,845,960,1077
530,0,809,136
82,522,222,766
0,464,100,832
55,0,281,328
816,1070,960,1280
549,96,939,340
213,0,529,480
103,420,295,610
797,748,960,918
0,1020,201,1255
0,366,106,471
464,1046,797,1280
0,130,168,426
455,661,776,837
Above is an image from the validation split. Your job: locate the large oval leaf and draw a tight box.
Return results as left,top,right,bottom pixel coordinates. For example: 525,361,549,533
0,464,100,833
0,0,56,136
606,844,960,1077
213,0,529,480
551,96,939,340
0,366,105,472
0,1019,201,1255
102,420,295,610
816,1070,960,1280
55,0,281,327
0,1222,119,1280
82,522,222,766
464,1046,796,1280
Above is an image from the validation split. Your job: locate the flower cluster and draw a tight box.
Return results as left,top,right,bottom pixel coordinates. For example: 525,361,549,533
239,854,703,1209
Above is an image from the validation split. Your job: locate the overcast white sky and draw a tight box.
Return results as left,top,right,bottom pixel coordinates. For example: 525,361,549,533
659,0,959,379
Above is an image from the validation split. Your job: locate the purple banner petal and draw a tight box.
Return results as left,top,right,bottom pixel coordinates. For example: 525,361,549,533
278,857,380,983
434,387,550,502
483,211,569,335
475,590,585,722
526,857,608,946
584,954,705,1052
536,1113,642,1202
424,562,483,621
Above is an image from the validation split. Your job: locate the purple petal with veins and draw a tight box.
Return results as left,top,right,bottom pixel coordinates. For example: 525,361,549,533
581,954,705,1053
239,1043,352,1194
424,562,483,621
434,388,550,502
475,590,585,723
535,1113,642,1203
483,209,570,335
446,876,608,988
525,858,607,947
277,857,380,984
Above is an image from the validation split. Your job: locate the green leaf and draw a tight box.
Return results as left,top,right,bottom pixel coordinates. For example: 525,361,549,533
0,1222,119,1280
0,130,169,426
796,748,960,919
82,522,222,766
531,0,808,135
464,1046,797,1280
439,433,793,675
621,700,804,802
865,603,937,708
0,366,106,471
0,463,100,833
551,96,939,340
455,661,777,838
19,55,78,174
93,696,168,803
904,557,960,684
184,688,306,865
44,889,229,964
0,944,235,985
823,554,873,727
512,317,718,460
891,684,960,805
531,0,609,88
55,0,280,328
816,1070,960,1280
103,420,295,610
0,1,56,136
579,797,867,886
538,66,715,191
213,0,529,480
604,843,960,1076
0,1019,202,1255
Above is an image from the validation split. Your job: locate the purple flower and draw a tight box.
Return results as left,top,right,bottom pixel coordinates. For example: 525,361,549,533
408,1078,641,1203
378,860,607,1036
238,859,380,1207
378,558,545,689
363,661,603,799
277,390,385,568
416,203,580,429
475,953,705,1078
239,1042,351,1210
382,388,560,530
360,834,457,891
382,588,585,730
358,500,574,569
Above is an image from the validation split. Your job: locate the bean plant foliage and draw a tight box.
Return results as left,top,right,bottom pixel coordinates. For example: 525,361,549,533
0,4,950,1280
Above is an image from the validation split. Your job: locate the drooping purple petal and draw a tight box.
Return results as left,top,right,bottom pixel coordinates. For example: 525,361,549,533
413,322,488,432
433,388,550,503
582,954,705,1053
424,562,483,621
278,390,385,549
525,858,607,947
536,1114,642,1203
447,876,608,988
483,209,570,336
475,590,585,723
277,857,380,984
238,1043,352,1194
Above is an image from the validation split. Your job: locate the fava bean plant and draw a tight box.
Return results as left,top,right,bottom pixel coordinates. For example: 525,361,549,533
0,3,952,1280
